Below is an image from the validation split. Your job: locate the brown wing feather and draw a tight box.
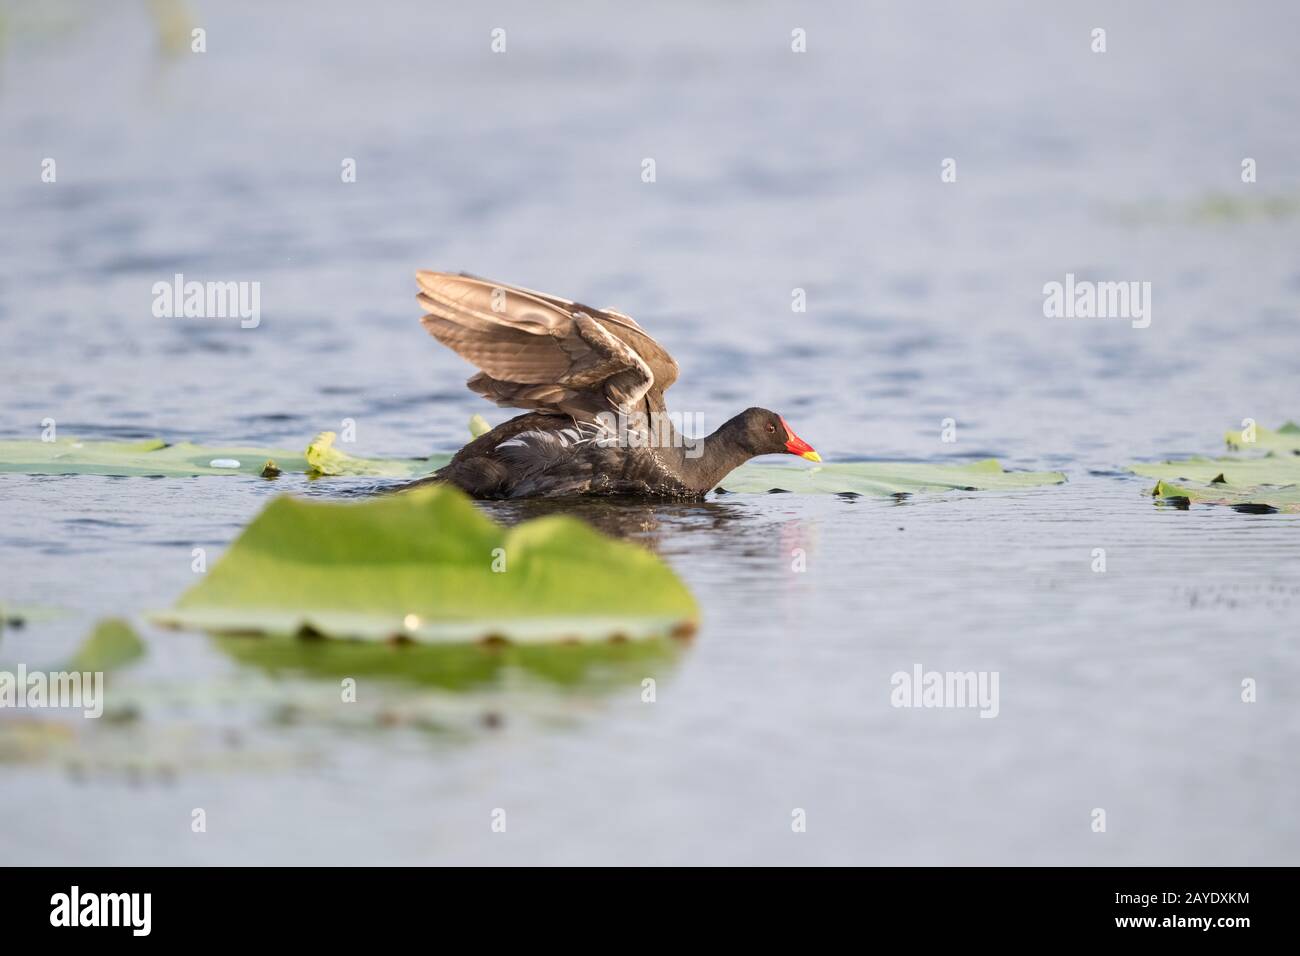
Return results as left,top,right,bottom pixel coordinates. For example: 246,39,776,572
451,272,680,395
417,271,674,418
417,275,585,384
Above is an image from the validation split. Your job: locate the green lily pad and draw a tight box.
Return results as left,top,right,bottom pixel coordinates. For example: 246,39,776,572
1128,421,1300,512
1224,422,1300,453
151,484,699,643
1131,449,1300,513
0,435,441,478
1131,455,1299,486
718,458,1066,496
1148,479,1298,513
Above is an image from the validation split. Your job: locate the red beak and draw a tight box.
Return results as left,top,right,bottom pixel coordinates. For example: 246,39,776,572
781,418,821,462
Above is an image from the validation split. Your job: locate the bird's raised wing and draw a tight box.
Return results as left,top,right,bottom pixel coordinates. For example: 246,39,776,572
417,271,679,419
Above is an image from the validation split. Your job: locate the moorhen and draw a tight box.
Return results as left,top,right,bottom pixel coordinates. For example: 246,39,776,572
412,271,820,499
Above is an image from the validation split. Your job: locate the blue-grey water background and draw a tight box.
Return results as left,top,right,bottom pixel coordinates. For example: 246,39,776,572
1,0,1298,864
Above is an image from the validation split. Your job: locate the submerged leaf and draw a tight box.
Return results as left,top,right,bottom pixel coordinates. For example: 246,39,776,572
151,484,699,643
0,603,63,631
718,458,1065,496
64,619,147,672
1106,192,1300,226
215,631,679,691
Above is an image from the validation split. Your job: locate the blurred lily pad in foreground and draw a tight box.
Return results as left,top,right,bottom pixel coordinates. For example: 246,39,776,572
152,484,699,643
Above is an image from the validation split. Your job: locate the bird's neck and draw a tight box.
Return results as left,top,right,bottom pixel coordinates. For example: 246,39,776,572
675,414,755,494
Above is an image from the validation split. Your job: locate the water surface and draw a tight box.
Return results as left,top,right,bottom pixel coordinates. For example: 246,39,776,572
1,0,1298,864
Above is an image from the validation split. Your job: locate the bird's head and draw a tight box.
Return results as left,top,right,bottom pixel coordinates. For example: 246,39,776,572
734,407,820,462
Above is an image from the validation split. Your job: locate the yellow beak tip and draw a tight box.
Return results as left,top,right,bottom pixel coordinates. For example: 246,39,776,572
801,451,822,463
